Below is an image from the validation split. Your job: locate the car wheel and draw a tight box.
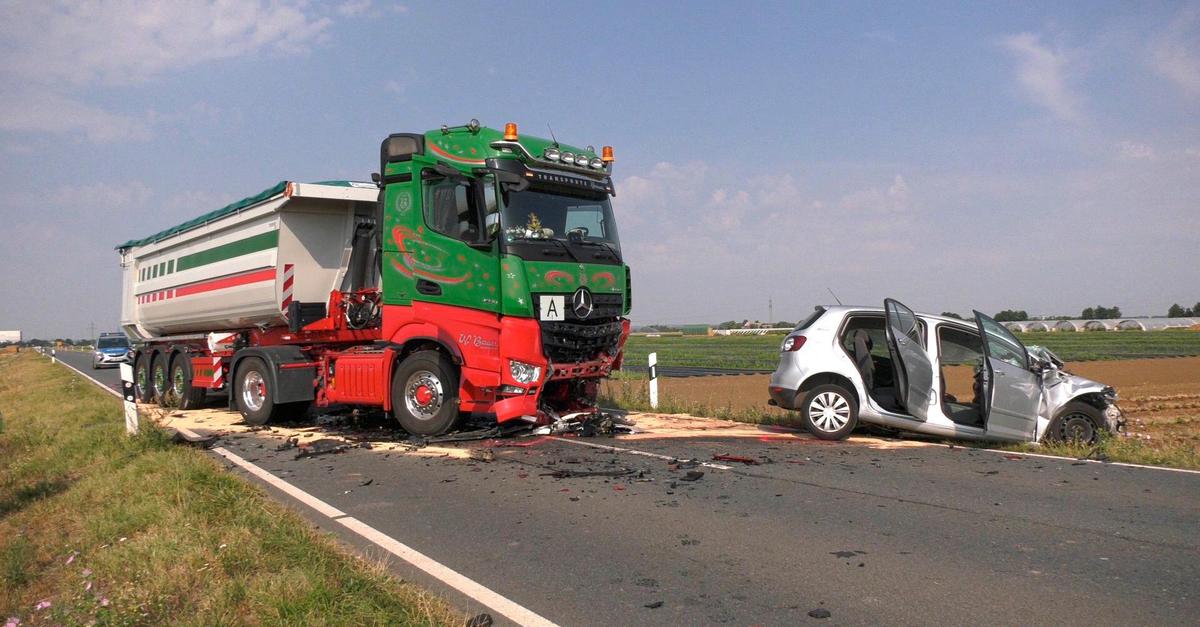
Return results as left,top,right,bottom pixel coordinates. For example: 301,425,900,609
391,350,460,436
1046,402,1103,445
170,356,206,410
800,383,858,441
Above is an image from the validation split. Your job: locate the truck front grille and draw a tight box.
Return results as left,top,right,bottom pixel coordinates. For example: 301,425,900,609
534,293,624,364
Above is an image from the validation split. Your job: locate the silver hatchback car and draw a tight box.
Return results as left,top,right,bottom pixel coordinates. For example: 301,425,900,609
768,299,1124,443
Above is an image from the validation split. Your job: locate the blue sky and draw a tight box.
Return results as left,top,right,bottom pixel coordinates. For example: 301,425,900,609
1,1,1198,338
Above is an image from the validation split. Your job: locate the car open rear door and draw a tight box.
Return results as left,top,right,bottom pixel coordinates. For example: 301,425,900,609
973,311,1040,441
884,298,932,420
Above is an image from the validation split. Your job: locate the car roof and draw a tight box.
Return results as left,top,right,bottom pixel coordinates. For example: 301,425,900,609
813,305,978,328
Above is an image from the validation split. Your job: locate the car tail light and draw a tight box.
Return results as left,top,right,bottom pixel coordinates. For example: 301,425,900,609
781,336,806,352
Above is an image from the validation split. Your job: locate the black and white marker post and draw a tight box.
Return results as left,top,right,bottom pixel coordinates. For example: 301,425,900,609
648,351,658,409
120,362,139,435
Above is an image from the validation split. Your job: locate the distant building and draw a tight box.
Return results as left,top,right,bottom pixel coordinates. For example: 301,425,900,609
0,330,21,344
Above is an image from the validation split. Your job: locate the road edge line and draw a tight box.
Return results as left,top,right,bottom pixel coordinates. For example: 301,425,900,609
50,355,562,626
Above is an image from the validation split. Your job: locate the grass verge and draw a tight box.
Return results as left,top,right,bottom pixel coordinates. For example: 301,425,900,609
0,353,463,625
602,376,1200,470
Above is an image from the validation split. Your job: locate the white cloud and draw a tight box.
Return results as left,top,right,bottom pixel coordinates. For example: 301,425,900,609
0,1,332,142
1001,33,1085,123
1150,6,1200,97
337,0,374,17
1116,140,1156,160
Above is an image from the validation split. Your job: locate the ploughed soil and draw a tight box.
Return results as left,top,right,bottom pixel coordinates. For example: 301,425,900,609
616,357,1200,451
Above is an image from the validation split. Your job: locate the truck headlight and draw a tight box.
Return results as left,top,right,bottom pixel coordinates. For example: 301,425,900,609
509,360,541,384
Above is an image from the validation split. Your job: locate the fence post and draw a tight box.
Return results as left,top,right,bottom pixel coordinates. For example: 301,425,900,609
120,362,139,435
648,352,658,409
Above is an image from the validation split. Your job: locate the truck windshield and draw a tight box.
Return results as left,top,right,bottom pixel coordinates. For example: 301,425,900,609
500,188,621,258
97,337,128,349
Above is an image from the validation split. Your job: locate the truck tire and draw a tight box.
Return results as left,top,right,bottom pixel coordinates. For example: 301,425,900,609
1045,401,1103,445
799,383,859,441
234,357,284,426
150,352,171,406
133,352,155,403
170,355,206,410
391,350,460,436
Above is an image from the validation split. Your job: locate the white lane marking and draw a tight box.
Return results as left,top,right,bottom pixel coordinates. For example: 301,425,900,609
55,356,122,398
971,447,1200,475
212,447,348,519
51,355,562,626
549,436,734,470
338,516,559,627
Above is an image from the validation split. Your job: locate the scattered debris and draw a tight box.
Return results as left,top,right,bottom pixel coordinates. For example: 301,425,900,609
531,410,637,437
644,601,664,609
359,478,374,487
808,607,831,619
468,448,496,463
276,437,299,451
679,470,704,482
295,439,350,459
712,454,760,465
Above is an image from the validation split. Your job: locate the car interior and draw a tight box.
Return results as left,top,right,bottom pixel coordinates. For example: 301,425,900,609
839,315,904,413
840,315,987,427
936,325,986,427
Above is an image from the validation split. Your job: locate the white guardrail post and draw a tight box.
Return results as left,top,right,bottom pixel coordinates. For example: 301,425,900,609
120,362,139,435
50,348,56,364
648,352,658,409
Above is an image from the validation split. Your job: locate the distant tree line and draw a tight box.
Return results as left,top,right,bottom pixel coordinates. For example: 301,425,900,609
1081,306,1122,319
1167,303,1200,317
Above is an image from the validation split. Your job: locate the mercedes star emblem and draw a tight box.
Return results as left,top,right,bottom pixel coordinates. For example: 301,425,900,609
572,287,594,319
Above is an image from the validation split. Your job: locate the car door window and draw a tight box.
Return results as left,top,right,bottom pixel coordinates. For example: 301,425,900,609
978,315,1028,370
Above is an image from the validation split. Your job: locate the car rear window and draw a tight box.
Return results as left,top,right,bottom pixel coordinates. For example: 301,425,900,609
793,307,826,331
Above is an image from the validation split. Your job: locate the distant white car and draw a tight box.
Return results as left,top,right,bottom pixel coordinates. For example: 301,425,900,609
768,299,1124,444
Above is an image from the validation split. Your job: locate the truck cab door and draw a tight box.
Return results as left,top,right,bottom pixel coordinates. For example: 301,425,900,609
883,298,933,420
973,311,1040,441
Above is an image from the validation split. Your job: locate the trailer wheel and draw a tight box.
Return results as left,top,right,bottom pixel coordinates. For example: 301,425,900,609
151,352,171,406
170,356,206,410
133,352,155,403
391,350,460,436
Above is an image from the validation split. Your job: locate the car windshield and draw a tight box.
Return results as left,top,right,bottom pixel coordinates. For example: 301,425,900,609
97,337,128,349
500,188,620,255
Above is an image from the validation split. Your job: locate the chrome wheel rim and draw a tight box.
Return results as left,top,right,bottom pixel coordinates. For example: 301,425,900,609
241,370,266,412
809,391,851,432
404,370,444,421
173,367,185,396
153,365,166,395
136,365,148,396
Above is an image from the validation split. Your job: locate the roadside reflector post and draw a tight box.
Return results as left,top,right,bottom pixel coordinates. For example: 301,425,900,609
50,348,56,364
648,352,658,409
120,362,139,435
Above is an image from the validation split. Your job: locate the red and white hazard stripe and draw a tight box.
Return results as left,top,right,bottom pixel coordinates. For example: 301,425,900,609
212,357,224,389
281,263,294,313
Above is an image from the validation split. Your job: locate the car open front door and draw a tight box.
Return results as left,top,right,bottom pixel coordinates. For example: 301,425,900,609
973,311,1040,441
883,298,932,420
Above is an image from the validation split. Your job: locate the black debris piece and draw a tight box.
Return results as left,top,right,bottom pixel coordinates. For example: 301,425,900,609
542,468,635,479
808,608,831,619
295,438,350,459
464,613,494,627
644,601,664,609
679,470,704,482
712,454,759,465
359,478,374,487
275,437,298,451
168,428,218,449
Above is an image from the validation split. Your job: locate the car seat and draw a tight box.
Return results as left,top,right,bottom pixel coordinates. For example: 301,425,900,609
852,329,875,390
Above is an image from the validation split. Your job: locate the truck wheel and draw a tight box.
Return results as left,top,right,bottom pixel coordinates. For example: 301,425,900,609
234,357,278,426
133,352,155,403
391,350,460,436
1045,402,1102,445
800,383,858,441
151,352,171,406
170,356,206,410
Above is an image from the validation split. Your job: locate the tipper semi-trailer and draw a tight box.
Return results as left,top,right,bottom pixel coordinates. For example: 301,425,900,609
118,121,630,435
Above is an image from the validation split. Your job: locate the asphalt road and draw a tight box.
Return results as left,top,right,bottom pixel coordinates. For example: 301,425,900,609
55,350,1200,625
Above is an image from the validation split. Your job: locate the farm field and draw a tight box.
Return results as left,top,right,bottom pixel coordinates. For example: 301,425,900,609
624,329,1200,371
